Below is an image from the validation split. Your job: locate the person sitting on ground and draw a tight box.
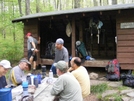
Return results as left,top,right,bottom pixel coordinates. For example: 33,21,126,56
68,57,90,101
0,60,11,89
50,38,69,76
51,61,83,101
9,58,31,86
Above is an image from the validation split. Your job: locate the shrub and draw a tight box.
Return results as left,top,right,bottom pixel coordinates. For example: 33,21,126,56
0,38,23,63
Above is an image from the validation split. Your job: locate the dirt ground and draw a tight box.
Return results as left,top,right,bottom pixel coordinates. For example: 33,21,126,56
37,66,129,101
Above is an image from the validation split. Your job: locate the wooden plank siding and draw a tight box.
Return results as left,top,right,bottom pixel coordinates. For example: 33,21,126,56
23,20,41,64
117,14,134,69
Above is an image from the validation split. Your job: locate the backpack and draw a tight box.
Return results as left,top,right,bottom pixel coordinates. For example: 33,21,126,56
105,59,121,81
45,42,55,59
76,41,88,59
121,74,134,88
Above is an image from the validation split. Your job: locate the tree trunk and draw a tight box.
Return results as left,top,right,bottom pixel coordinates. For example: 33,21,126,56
18,0,23,16
99,0,102,6
112,0,117,5
25,0,30,15
74,0,81,8
1,0,4,13
93,0,98,6
54,0,57,10
36,0,40,13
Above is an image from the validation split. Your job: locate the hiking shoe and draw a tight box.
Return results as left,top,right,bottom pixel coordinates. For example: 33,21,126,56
31,69,36,74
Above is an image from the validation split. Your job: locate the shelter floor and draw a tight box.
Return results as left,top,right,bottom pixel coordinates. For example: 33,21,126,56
41,59,109,67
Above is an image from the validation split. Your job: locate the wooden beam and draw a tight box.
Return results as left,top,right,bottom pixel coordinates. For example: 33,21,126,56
79,20,83,41
72,18,76,57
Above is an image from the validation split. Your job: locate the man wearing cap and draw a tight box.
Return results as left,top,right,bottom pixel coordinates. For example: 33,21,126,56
0,60,11,89
68,57,90,101
26,32,40,70
51,61,83,101
50,38,69,76
9,58,31,86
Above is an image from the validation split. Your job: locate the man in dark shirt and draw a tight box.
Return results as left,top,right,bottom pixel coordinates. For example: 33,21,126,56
0,60,11,89
50,38,69,76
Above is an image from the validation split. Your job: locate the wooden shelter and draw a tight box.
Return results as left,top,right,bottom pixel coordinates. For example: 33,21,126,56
12,4,134,69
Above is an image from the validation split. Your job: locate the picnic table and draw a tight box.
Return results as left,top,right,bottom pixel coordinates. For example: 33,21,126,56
12,77,57,101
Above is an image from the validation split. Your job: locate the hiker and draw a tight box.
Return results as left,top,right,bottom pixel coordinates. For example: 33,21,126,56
26,32,40,70
0,60,11,89
68,57,90,101
51,61,83,101
50,38,69,76
9,58,31,86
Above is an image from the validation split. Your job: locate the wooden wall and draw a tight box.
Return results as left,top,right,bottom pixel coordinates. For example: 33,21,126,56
117,13,134,69
23,20,41,64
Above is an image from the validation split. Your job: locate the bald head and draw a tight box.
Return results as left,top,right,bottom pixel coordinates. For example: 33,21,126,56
72,57,81,66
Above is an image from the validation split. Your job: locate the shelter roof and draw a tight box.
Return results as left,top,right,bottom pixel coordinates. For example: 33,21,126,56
12,4,134,22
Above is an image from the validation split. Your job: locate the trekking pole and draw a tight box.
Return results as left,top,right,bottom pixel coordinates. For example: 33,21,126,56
97,29,100,44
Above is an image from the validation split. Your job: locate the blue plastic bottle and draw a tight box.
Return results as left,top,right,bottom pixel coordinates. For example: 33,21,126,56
34,75,38,88
37,73,41,84
22,81,29,96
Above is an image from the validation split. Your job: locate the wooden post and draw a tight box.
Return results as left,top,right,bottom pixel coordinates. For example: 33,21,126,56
72,18,76,57
79,20,83,41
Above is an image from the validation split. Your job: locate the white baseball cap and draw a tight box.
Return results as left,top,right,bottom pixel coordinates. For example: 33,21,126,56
0,60,11,69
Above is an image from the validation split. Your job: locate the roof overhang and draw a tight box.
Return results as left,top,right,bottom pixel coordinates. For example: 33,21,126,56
12,4,134,23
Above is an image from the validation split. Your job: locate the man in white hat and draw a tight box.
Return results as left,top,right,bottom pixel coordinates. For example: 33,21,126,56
0,60,11,89
9,58,31,86
50,38,69,76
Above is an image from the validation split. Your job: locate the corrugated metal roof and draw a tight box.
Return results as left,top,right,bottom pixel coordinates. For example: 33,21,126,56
12,4,134,22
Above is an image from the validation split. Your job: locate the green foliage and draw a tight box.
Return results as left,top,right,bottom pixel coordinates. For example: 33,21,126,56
118,85,129,91
0,35,23,63
0,18,24,63
91,83,108,94
102,93,122,101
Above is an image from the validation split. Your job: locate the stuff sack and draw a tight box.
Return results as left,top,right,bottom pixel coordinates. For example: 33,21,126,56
45,42,55,59
105,59,120,81
20,94,34,101
121,74,134,88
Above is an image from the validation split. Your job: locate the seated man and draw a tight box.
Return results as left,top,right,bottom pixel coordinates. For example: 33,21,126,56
68,57,90,101
0,60,11,89
9,58,31,86
51,61,83,101
51,38,69,76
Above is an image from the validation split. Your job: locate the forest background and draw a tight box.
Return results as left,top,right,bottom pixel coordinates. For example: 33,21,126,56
0,0,134,64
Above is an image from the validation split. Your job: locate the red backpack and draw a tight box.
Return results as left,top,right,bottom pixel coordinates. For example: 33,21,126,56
106,59,121,81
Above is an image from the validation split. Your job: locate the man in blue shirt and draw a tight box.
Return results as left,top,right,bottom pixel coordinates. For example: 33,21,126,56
0,60,11,89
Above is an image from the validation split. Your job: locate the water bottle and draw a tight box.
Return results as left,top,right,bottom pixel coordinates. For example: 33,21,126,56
34,75,38,88
22,81,29,96
47,69,53,84
31,75,35,85
37,73,41,84
49,69,53,78
42,66,46,79
26,75,31,85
